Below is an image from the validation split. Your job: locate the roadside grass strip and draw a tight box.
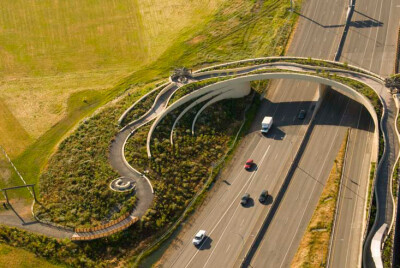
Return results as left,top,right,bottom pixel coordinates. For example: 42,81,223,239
291,131,349,267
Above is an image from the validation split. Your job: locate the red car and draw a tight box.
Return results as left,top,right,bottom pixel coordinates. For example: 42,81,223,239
244,159,254,170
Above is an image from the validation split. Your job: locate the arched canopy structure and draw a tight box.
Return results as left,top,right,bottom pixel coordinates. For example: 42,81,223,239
146,71,379,158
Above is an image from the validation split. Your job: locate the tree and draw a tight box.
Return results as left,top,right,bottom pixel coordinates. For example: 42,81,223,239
385,74,400,90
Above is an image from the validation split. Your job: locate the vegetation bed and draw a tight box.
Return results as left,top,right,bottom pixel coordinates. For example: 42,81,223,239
168,77,232,105
35,87,153,228
125,94,253,230
121,83,167,126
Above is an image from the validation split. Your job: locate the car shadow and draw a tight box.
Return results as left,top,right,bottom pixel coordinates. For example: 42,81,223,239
262,127,286,140
242,197,254,208
261,195,273,205
246,164,258,172
198,236,213,250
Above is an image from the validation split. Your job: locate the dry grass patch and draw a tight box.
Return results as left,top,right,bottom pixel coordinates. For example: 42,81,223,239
291,131,348,267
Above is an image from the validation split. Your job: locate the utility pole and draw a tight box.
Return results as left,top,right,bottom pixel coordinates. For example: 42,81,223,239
290,0,294,12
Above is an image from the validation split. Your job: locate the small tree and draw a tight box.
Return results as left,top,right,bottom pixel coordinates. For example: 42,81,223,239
385,74,400,90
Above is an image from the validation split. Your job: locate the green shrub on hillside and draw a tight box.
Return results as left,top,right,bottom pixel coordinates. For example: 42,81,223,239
35,89,150,228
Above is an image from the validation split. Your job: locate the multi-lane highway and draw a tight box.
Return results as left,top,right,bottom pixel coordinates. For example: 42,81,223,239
339,0,400,266
328,108,374,267
340,0,400,77
160,79,319,267
246,84,373,268
247,0,375,267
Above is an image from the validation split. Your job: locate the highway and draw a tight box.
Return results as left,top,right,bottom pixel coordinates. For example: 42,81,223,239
339,0,400,266
247,85,373,268
160,79,319,267
328,108,374,267
340,0,400,77
247,0,375,267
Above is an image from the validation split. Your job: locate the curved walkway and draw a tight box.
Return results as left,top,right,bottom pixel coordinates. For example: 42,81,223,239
109,83,179,218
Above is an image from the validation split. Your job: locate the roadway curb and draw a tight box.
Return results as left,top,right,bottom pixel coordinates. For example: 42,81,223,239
390,94,400,267
394,23,400,74
388,96,400,235
363,90,396,267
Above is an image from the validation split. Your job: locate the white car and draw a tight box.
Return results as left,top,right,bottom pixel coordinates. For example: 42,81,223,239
193,230,206,246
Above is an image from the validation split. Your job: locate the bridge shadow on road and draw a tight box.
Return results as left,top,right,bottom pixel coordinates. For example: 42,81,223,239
247,89,373,140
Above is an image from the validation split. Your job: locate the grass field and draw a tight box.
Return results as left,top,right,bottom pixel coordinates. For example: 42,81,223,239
0,243,63,268
0,0,226,192
0,0,225,158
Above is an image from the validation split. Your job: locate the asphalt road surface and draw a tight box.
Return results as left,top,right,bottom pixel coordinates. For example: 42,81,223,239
160,79,319,268
247,90,373,267
340,0,400,77
328,108,374,267
248,0,375,267
339,0,400,266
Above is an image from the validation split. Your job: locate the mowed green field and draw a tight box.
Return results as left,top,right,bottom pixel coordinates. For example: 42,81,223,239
0,0,225,158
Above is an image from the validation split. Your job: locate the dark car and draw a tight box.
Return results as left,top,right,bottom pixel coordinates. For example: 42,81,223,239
259,190,268,203
244,159,254,170
241,193,250,205
298,109,306,120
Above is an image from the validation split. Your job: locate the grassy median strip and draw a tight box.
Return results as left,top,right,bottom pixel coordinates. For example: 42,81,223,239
291,131,349,267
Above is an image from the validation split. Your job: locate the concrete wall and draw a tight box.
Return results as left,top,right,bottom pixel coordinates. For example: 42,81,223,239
170,83,241,144
146,72,379,158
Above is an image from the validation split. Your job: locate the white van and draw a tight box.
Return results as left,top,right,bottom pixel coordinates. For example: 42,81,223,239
261,116,273,133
